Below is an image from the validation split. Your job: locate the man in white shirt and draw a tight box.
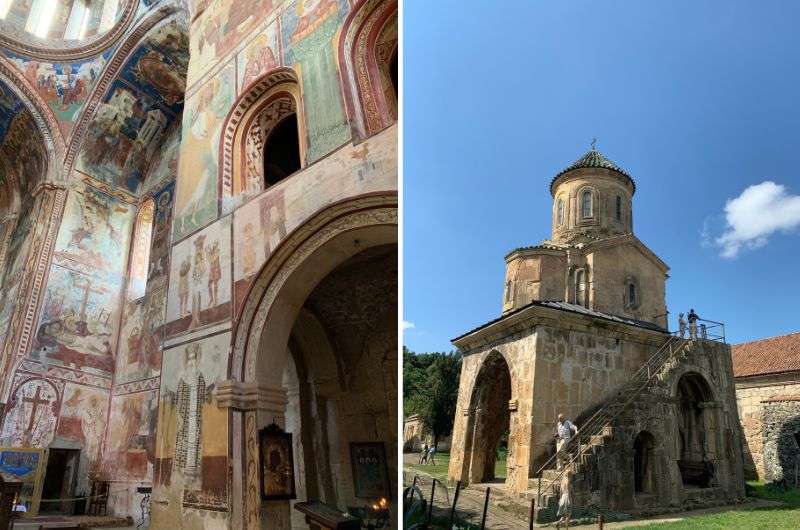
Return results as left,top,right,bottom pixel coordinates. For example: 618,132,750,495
555,414,578,470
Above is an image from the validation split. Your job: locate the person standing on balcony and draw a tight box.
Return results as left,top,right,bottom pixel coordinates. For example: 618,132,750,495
555,414,578,470
687,309,700,339
678,313,687,338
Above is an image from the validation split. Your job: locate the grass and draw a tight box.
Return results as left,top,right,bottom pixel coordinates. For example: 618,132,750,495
635,482,800,529
405,449,508,484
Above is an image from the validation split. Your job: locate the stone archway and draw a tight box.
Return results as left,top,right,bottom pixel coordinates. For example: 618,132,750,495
467,351,512,484
222,194,396,530
675,372,716,487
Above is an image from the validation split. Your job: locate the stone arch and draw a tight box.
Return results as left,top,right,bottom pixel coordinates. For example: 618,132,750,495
218,67,305,213
575,184,599,223
338,0,398,141
466,350,513,483
226,193,396,529
633,430,657,494
674,371,717,487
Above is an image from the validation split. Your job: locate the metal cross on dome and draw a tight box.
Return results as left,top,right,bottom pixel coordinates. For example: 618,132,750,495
590,137,597,150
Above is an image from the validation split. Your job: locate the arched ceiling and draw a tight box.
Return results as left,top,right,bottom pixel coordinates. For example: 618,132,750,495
0,76,47,201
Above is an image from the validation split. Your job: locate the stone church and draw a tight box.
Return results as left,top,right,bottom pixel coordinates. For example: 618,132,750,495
0,1,397,529
447,148,746,520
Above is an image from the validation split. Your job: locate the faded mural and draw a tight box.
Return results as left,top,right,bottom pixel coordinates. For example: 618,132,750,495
105,389,160,481
173,63,234,240
76,23,188,193
166,216,231,336
236,21,280,91
154,332,229,511
56,383,109,464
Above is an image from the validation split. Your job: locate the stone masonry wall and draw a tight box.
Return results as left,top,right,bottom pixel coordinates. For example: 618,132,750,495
761,398,800,484
735,376,800,480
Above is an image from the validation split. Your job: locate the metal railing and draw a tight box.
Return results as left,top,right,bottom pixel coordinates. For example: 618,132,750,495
675,317,725,343
535,333,695,508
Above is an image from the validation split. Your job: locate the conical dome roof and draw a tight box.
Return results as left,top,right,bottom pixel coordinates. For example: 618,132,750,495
550,148,636,195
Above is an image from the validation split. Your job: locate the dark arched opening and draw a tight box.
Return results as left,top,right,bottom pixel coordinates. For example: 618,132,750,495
676,372,714,487
263,113,301,187
634,430,656,493
470,352,512,483
389,49,398,100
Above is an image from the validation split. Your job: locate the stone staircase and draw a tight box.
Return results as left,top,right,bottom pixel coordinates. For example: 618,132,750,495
528,335,697,521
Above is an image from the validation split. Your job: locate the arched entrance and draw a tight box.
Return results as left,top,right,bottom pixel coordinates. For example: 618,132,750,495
227,195,397,530
675,372,715,487
468,352,512,483
633,430,656,494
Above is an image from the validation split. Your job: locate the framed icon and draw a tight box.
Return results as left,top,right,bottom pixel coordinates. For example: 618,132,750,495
349,442,390,498
259,424,296,500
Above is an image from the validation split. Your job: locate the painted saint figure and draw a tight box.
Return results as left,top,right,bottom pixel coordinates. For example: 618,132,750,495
178,255,191,316
191,235,207,326
206,240,221,307
175,343,207,483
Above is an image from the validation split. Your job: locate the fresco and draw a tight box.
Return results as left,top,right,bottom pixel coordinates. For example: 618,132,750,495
0,80,47,192
187,0,274,86
0,377,62,449
236,21,280,92
141,122,181,197
154,332,229,511
148,180,176,290
115,286,166,384
282,0,350,162
56,383,109,464
105,390,159,480
76,24,187,193
5,50,111,138
52,186,134,283
173,63,234,240
165,216,231,336
232,125,396,310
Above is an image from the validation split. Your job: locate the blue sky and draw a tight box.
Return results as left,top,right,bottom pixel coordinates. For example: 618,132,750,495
403,0,800,353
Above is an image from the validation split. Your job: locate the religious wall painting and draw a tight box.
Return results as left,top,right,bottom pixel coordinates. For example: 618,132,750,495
282,0,351,162
122,23,189,111
236,21,280,92
76,78,179,193
259,424,296,500
350,442,390,498
56,383,109,465
105,390,159,481
231,127,396,312
115,287,167,385
53,186,134,283
0,377,63,449
0,102,48,193
154,332,229,511
187,0,274,86
173,63,234,240
165,216,231,336
31,264,120,377
146,180,176,290
4,50,112,137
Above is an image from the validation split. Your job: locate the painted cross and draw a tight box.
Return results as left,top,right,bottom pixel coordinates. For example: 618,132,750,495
22,385,50,432
74,280,106,335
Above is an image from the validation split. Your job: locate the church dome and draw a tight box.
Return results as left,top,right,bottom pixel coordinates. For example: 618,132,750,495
550,147,636,196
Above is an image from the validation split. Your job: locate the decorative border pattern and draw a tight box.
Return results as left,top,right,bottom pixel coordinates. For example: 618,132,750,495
20,360,113,390
64,4,186,176
0,0,139,62
112,376,161,395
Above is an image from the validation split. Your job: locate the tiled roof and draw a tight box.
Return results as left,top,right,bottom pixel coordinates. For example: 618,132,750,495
451,300,666,343
550,148,636,195
731,332,800,378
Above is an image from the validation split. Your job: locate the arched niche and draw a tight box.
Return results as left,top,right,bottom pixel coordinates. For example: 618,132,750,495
633,430,657,494
338,0,398,141
674,372,717,487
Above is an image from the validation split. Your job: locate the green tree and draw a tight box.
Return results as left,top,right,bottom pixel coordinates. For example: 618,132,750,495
404,348,461,446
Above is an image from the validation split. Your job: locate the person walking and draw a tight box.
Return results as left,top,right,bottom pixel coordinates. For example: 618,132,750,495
556,471,573,528
419,443,429,465
427,444,437,465
554,414,578,470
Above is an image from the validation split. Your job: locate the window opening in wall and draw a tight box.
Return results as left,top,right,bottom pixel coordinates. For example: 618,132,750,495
389,48,398,100
263,113,301,187
556,198,564,226
581,190,592,218
793,430,800,450
0,0,13,19
26,0,57,38
127,199,154,300
628,282,637,307
575,269,586,306
616,195,622,222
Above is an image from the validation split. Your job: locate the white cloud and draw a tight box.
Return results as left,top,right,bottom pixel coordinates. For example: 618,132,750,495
402,320,415,331
715,181,800,258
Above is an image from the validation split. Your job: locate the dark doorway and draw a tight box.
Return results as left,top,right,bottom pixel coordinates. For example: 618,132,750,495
389,49,398,100
470,352,512,483
264,113,301,187
676,373,714,487
634,431,656,493
41,449,80,514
